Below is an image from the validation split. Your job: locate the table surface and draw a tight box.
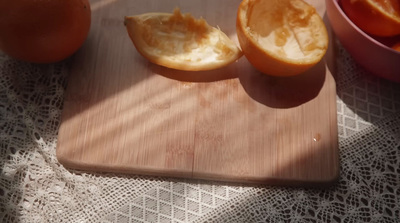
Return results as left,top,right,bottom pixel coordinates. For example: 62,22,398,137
1,4,400,223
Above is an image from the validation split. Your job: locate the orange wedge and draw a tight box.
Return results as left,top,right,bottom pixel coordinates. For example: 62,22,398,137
124,9,242,71
236,0,329,76
341,0,400,37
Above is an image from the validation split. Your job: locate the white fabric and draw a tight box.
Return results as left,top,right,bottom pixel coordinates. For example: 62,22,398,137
1,39,400,222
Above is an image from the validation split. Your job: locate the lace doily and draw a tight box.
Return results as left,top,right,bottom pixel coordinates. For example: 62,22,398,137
1,39,400,223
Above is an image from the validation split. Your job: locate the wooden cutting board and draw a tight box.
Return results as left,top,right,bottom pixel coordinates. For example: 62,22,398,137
57,0,339,186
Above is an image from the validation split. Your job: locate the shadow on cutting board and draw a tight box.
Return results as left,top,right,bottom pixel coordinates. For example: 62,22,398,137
153,56,326,109
150,60,239,83
239,59,326,109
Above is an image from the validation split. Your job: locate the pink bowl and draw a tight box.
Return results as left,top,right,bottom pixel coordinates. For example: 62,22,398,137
325,0,400,83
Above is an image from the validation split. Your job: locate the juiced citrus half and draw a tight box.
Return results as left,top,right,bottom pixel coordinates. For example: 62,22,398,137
124,9,242,71
341,0,400,37
236,0,329,76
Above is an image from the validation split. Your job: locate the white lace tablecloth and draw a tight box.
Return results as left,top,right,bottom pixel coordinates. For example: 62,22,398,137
1,38,400,223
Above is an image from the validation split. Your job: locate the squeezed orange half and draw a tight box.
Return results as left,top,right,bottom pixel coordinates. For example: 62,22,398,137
236,0,329,76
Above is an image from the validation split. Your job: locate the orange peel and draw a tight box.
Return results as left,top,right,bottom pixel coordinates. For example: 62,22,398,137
236,0,329,76
124,9,242,71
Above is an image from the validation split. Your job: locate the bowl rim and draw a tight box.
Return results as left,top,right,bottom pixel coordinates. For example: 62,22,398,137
330,0,400,55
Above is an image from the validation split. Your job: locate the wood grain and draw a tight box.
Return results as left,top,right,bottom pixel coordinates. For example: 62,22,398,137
56,0,339,186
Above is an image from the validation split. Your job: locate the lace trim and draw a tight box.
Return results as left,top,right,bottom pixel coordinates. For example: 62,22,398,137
1,40,400,222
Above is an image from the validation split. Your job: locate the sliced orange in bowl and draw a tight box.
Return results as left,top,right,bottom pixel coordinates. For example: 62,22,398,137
236,0,329,76
341,0,400,37
124,8,242,71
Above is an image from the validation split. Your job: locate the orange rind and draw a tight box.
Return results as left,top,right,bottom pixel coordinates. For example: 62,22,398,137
236,0,329,76
124,9,242,71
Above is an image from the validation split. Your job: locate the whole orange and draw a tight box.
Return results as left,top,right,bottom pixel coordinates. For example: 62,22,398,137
0,0,91,63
